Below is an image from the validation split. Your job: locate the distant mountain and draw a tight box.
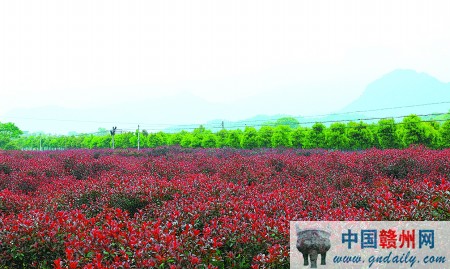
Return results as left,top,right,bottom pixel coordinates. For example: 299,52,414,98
1,93,231,134
340,69,450,119
203,70,450,129
3,69,450,134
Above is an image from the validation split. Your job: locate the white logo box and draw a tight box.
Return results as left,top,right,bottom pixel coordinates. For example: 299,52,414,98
289,221,449,269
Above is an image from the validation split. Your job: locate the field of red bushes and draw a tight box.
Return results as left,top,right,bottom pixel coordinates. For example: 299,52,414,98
0,147,449,268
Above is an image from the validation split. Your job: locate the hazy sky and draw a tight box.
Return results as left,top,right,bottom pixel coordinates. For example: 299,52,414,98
1,0,450,122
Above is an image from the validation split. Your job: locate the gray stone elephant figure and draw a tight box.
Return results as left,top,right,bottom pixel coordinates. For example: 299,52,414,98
296,228,331,268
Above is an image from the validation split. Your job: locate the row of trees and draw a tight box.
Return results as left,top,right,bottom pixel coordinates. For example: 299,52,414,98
3,115,450,150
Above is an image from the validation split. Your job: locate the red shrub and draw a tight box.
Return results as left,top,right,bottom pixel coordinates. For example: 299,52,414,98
0,147,448,268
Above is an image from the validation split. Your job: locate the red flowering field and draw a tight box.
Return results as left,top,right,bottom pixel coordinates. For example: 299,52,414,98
0,147,449,268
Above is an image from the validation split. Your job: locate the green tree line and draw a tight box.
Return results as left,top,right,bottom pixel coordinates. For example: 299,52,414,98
2,115,450,150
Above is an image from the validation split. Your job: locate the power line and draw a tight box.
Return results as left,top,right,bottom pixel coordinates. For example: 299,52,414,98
163,112,450,132
231,112,449,128
35,112,449,134
298,101,450,119
145,101,450,129
164,100,450,127
121,116,450,134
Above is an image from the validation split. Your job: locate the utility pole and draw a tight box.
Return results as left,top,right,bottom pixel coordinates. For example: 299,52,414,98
110,126,117,149
221,121,224,130
137,125,140,151
39,135,42,151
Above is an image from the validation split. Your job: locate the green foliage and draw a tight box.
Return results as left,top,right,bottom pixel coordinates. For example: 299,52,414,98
368,123,381,149
0,122,23,149
271,125,292,148
122,133,135,148
190,135,203,148
226,130,242,148
325,123,349,149
400,115,433,147
241,127,258,149
201,133,218,148
91,135,110,149
129,135,138,148
346,121,374,150
147,132,167,148
440,119,450,148
190,125,210,148
8,114,450,151
167,131,187,146
256,126,274,148
193,125,207,135
215,129,229,148
274,117,300,128
180,133,194,148
306,123,326,149
1,139,20,150
263,117,300,129
290,127,306,148
422,122,440,149
377,118,400,149
0,122,23,138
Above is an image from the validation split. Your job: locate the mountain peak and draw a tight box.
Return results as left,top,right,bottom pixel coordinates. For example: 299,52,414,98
341,69,450,117
383,69,423,77
373,69,441,86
